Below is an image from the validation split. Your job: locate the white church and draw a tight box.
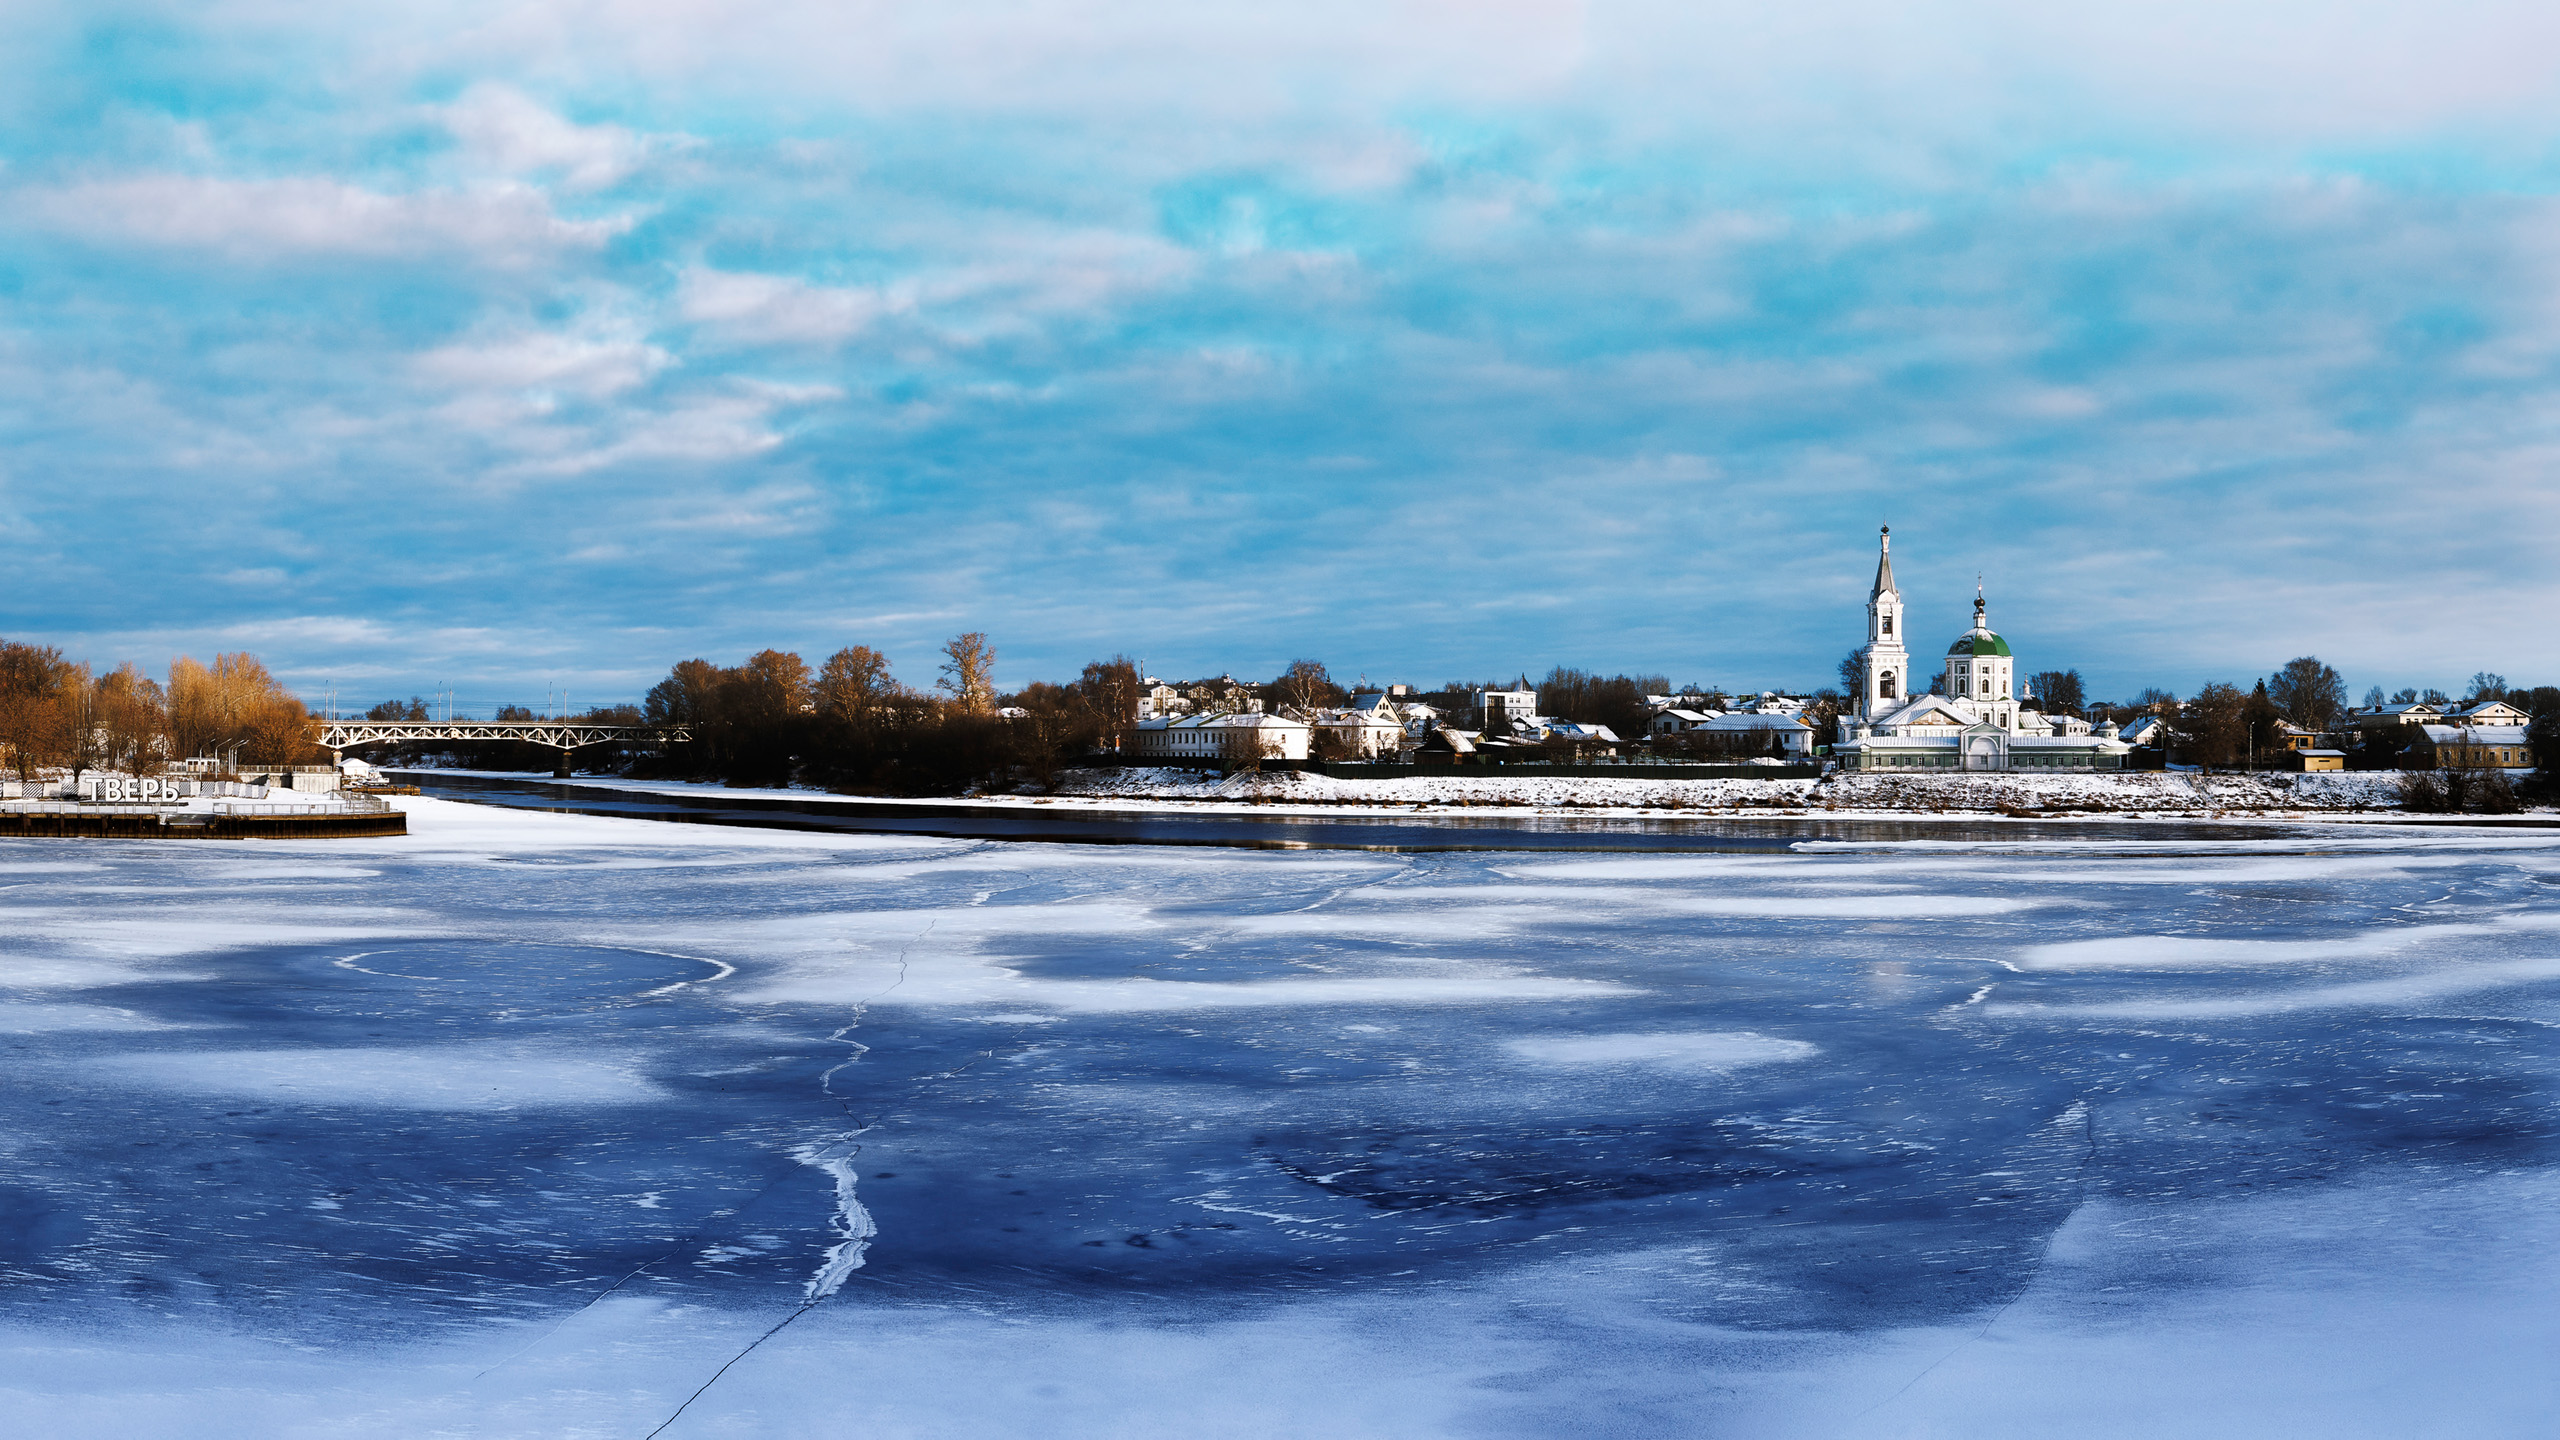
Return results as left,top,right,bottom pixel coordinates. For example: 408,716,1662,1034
1833,528,2134,772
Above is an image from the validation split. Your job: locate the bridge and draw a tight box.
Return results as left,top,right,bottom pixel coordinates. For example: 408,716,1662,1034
316,720,694,777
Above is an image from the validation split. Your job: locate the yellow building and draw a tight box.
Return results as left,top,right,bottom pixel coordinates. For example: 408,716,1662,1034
2416,724,2533,770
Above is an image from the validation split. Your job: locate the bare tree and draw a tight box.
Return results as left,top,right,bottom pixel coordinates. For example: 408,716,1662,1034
53,662,100,784
646,659,723,725
95,664,168,776
1273,659,1337,716
169,652,312,766
2025,669,2086,716
1221,722,1283,772
1838,648,1864,697
1076,655,1142,751
2184,682,2248,770
2267,657,2347,732
0,639,73,780
816,646,900,726
938,632,997,714
2469,672,2510,702
730,649,815,726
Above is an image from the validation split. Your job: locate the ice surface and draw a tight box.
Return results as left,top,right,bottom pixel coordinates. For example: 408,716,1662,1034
1503,1030,1817,1071
2,795,2557,1436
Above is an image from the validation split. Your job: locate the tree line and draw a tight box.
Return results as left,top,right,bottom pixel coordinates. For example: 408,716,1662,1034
625,635,1143,793
0,641,319,781
5,627,2551,801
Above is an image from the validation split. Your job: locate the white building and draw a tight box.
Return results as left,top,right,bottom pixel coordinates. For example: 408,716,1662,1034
1649,708,1721,735
2442,700,2530,728
1314,709,1407,758
2119,715,2175,749
1473,688,1538,729
1836,528,2132,773
1128,712,1311,764
1696,711,1815,757
2349,702,2440,735
1534,720,1622,746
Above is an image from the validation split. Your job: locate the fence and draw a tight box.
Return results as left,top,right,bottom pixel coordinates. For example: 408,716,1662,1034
1,778,275,802
0,799,404,835
1316,760,1823,781
1094,758,1826,781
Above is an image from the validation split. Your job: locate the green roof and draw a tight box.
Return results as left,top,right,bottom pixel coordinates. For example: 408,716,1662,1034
1948,632,2013,657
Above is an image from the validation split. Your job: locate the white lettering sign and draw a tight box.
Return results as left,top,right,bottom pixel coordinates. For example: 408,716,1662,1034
99,778,176,802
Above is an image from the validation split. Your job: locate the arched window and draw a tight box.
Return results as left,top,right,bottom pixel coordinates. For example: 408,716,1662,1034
1881,672,1897,699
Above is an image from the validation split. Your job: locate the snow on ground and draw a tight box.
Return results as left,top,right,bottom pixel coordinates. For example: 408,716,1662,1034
407,762,2509,818
1048,763,2437,814
6,797,2560,1435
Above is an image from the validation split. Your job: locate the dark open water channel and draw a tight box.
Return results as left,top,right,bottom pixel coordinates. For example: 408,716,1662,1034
400,770,2340,851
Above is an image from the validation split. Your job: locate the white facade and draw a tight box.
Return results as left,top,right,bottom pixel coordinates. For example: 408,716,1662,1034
1696,712,1814,756
2442,700,2529,727
1838,530,2131,773
1315,710,1407,758
1129,712,1312,763
1858,527,1912,718
2350,702,2440,734
1534,720,1623,745
1649,708,1721,735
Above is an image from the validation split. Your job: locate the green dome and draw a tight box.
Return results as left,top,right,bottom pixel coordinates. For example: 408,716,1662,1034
1948,632,2013,658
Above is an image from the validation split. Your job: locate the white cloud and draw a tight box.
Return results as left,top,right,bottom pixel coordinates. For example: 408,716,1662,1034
679,268,895,344
22,174,627,263
414,327,672,400
438,83,657,190
678,227,1195,351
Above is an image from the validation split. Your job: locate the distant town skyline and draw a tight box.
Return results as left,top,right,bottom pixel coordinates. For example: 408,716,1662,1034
4,3,2556,703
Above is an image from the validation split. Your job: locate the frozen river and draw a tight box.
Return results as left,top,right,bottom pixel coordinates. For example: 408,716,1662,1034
3,797,2557,1436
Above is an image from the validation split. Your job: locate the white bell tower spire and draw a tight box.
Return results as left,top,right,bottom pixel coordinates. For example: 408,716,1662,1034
1860,526,1908,720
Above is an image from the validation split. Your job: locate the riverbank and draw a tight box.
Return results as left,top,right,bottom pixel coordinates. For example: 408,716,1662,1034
394,765,2549,821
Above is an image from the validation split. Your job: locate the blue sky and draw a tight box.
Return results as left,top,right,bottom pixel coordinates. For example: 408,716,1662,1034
4,2,2558,710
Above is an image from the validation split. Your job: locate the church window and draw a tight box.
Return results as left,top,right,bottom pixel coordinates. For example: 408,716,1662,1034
1882,615,1893,635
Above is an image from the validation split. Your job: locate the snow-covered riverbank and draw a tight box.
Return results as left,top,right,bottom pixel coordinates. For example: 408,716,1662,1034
1046,764,2445,815
402,764,2547,820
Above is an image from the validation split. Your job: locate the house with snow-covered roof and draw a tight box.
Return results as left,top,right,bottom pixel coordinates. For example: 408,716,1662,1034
1314,707,1407,758
2414,724,2534,771
1129,712,1311,764
2442,699,2529,728
1695,711,1816,757
2349,702,2440,735
1648,708,1721,735
2119,715,2176,749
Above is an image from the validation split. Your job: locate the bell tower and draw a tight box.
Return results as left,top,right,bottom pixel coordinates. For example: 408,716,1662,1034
1861,526,1907,719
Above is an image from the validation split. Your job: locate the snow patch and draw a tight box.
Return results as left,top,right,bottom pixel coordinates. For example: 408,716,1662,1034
93,1043,672,1109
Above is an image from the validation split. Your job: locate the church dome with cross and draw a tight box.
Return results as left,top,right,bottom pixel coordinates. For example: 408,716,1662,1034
1837,528,2133,774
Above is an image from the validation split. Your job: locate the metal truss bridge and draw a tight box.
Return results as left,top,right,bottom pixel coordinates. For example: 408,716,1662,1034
317,720,693,776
